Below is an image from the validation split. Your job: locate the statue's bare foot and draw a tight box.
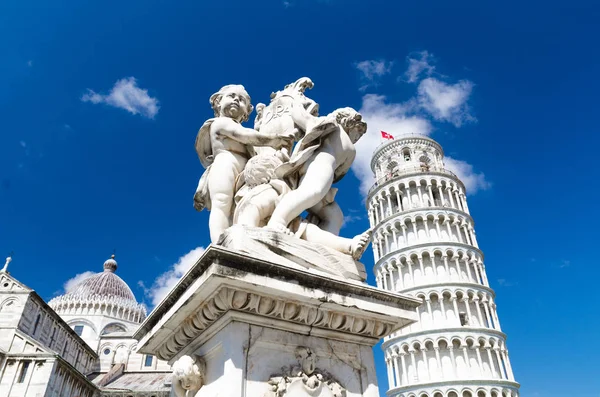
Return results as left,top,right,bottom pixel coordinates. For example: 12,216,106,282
266,222,294,236
350,230,372,260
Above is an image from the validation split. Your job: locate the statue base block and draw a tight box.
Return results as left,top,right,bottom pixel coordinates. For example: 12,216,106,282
135,246,420,397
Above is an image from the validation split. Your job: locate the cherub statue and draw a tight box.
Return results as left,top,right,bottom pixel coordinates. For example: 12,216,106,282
267,107,367,235
194,84,295,243
172,355,206,397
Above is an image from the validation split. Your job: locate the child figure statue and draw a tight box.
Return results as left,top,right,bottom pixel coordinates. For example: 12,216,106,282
194,84,294,243
267,107,368,235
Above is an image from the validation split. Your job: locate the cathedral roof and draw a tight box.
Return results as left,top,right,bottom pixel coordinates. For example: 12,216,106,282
64,255,136,302
49,254,146,323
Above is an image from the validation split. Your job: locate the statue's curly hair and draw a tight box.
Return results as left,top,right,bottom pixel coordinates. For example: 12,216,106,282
330,107,367,134
209,84,254,122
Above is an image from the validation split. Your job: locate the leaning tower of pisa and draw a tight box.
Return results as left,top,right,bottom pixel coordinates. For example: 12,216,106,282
367,134,520,397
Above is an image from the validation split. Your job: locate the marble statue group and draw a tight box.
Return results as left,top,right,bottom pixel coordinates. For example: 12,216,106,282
193,77,371,271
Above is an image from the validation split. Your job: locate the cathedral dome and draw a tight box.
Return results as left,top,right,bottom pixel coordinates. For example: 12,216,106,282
65,255,135,302
49,254,146,323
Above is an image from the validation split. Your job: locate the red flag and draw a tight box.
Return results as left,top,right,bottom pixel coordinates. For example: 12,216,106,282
381,131,394,140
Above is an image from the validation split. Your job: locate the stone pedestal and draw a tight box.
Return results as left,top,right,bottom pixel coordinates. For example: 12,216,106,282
135,246,420,397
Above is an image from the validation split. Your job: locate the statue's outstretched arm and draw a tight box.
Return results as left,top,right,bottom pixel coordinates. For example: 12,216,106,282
215,119,294,147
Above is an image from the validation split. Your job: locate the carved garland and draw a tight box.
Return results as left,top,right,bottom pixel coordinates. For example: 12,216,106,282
157,287,394,361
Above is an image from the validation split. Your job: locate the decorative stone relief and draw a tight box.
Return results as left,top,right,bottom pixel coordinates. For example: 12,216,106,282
171,354,206,397
157,286,394,361
266,347,345,397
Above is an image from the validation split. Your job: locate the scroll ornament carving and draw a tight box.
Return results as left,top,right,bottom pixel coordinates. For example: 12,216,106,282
157,287,394,361
172,355,206,397
266,347,345,397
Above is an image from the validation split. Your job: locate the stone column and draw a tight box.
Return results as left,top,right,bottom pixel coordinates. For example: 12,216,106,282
391,228,398,250
400,353,408,386
454,190,462,211
464,258,474,281
434,218,442,241
442,255,450,277
445,220,453,241
409,348,418,382
379,198,385,221
396,190,403,212
387,265,396,290
493,348,506,379
392,353,401,387
448,347,457,378
439,296,447,324
434,347,442,379
396,264,404,289
427,184,435,207
406,187,413,208
473,261,483,284
386,192,393,217
417,255,425,279
401,225,408,247
491,302,502,331
447,187,456,208
417,185,425,207
386,356,395,387
438,185,446,206
455,222,464,243
423,218,431,240
383,231,390,255
475,347,484,377
380,269,388,290
451,296,460,325
486,346,498,378
406,259,415,287
412,219,419,242
482,299,494,328
421,348,430,382
425,298,433,329
473,297,484,326
461,346,470,376
454,257,462,281
462,296,473,323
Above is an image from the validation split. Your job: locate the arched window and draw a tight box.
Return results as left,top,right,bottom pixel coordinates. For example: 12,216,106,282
403,149,411,162
101,323,127,335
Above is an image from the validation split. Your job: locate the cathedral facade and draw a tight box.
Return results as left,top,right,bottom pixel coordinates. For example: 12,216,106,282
0,255,171,397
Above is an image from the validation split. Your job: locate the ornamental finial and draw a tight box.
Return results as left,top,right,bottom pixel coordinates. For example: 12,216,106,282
1,252,13,273
103,251,118,273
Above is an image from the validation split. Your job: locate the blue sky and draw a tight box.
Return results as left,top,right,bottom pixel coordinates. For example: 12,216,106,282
1,0,598,395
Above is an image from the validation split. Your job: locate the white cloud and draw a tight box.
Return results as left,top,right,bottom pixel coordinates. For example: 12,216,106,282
27,60,33,67
355,60,393,91
81,77,159,118
63,271,96,294
497,278,518,287
444,156,491,194
144,247,205,307
356,60,393,81
353,94,432,196
404,51,435,83
418,78,475,127
19,141,26,148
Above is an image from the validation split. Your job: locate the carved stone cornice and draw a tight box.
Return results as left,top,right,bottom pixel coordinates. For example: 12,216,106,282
134,246,421,362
